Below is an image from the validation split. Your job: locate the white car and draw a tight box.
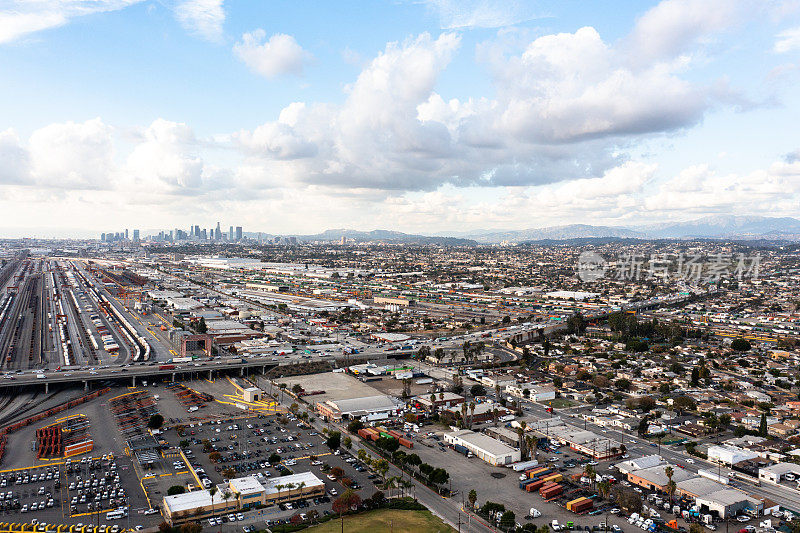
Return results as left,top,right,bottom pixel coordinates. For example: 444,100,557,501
530,508,541,518
686,458,695,464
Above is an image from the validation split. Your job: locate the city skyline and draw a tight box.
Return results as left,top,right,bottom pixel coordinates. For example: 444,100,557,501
1,0,800,237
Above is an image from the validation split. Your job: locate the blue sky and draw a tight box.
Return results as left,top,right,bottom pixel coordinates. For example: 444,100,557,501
1,0,800,237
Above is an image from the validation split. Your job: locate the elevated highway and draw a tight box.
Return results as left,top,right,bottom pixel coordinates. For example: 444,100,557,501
0,356,299,392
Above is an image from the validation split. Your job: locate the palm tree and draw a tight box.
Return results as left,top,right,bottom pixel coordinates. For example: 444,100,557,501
222,489,233,513
208,486,217,521
469,402,476,428
597,480,611,499
385,476,399,498
664,465,675,502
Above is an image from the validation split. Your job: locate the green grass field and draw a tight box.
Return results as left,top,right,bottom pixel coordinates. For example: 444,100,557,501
543,398,577,409
306,509,456,533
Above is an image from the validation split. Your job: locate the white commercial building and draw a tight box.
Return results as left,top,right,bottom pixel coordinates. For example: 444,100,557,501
444,429,521,466
506,383,556,402
758,462,800,484
707,445,760,466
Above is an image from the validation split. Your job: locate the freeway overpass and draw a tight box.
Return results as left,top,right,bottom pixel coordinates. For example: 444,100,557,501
0,356,302,392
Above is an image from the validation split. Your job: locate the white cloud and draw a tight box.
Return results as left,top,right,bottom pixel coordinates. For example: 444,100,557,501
175,0,225,42
625,0,750,63
487,26,707,144
28,118,115,189
421,0,544,29
0,0,142,44
775,26,800,52
0,129,29,184
123,119,213,194
233,30,312,78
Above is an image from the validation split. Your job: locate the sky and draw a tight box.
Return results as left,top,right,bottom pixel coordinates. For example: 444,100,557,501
1,0,800,238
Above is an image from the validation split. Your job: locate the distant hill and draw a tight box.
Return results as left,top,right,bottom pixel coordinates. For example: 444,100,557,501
469,224,646,244
248,215,800,245
295,229,476,245
640,215,800,239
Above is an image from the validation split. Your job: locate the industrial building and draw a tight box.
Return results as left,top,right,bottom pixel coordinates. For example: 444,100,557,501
707,445,760,466
316,395,405,421
505,383,556,402
162,472,325,525
758,462,800,484
443,429,521,466
626,464,695,492
695,489,763,519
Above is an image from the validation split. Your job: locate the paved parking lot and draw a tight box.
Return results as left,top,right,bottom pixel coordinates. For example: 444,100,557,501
159,412,384,530
409,428,634,531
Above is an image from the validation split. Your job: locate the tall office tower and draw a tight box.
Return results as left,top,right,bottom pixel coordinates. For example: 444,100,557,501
125,229,129,240
236,226,243,240
229,226,234,240
101,233,106,242
133,229,140,242
215,222,222,240
195,225,201,238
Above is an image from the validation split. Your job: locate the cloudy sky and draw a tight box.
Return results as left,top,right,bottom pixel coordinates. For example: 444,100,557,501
1,0,800,237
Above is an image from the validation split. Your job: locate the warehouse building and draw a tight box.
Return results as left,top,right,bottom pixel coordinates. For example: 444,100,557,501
444,429,521,466
316,395,405,421
707,445,760,466
758,462,800,484
675,477,727,499
506,383,556,402
695,489,763,519
626,464,695,492
162,472,325,525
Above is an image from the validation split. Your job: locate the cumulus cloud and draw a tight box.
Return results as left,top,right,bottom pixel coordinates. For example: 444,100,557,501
625,0,750,64
0,129,30,184
0,0,142,44
122,118,229,195
232,17,720,192
421,0,545,29
775,26,800,52
233,31,312,78
29,118,115,189
175,0,225,42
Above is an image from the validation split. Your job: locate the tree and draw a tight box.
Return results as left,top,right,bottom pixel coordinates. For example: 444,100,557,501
292,384,303,394
552,377,563,388
614,379,632,391
499,510,516,532
208,486,217,521
332,489,362,515
468,489,478,509
759,412,768,437
664,466,675,502
690,524,705,533
343,436,352,449
470,384,486,397
690,367,700,386
167,485,186,496
268,453,281,465
148,414,164,429
179,523,202,533
326,431,341,451
731,338,751,352
196,317,207,334
208,451,221,463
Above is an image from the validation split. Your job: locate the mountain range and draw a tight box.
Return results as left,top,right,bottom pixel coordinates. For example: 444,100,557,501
278,216,800,244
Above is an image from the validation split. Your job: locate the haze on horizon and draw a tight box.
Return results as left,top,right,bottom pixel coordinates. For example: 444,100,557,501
1,0,800,238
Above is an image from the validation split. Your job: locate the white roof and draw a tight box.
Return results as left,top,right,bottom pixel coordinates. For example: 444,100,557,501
262,472,323,496
163,489,226,513
230,476,264,496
